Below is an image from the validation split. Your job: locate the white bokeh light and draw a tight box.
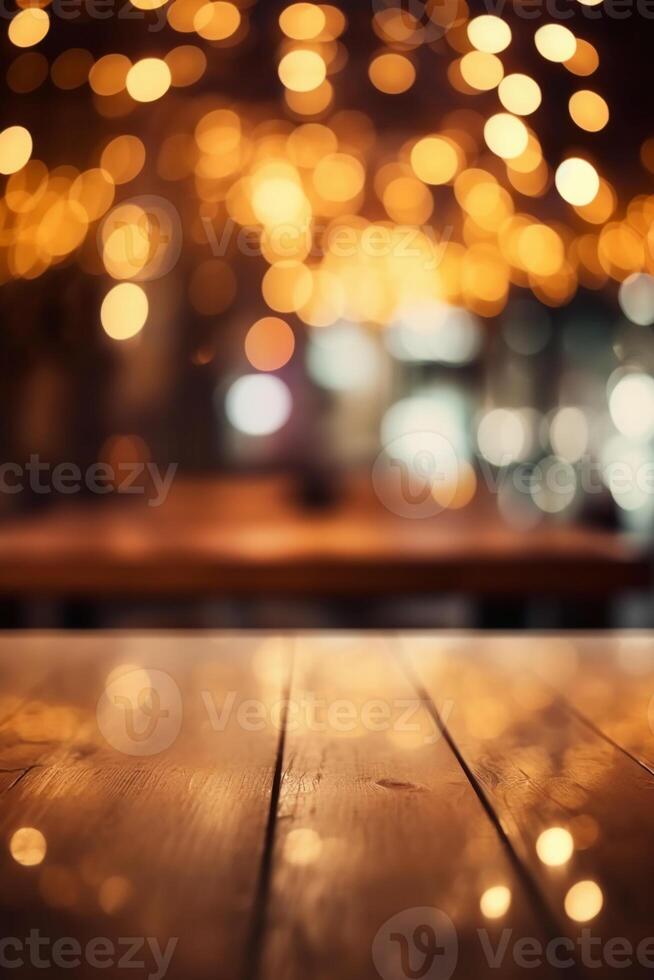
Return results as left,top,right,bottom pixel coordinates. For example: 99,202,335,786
609,373,654,441
225,374,292,436
618,274,654,326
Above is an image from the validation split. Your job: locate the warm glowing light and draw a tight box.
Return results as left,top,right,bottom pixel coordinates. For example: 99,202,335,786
165,45,207,86
9,827,47,866
193,1,241,40
460,51,504,91
535,24,577,62
225,374,292,436
262,261,312,312
98,876,132,914
555,157,599,206
484,113,529,160
0,126,33,175
244,317,295,371
313,152,365,201
518,225,564,276
279,3,326,40
368,52,416,94
126,58,172,102
100,135,146,185
568,90,609,131
536,827,574,866
283,828,323,866
480,885,512,918
278,49,326,92
51,48,94,90
410,136,459,185
101,283,149,340
564,38,599,76
89,54,131,96
564,881,603,922
498,74,542,115
8,8,49,48
383,176,433,224
467,15,512,53
251,165,308,226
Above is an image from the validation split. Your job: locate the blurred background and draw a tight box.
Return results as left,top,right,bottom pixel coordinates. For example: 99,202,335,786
0,0,653,629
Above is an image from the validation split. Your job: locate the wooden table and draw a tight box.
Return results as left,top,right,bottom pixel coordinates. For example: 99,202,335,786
2,632,654,979
0,475,648,599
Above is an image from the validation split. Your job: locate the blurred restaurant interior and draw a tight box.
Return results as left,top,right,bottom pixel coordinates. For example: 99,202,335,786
0,0,653,629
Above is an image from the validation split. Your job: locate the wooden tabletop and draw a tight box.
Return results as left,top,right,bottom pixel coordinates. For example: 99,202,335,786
0,475,648,598
2,631,654,979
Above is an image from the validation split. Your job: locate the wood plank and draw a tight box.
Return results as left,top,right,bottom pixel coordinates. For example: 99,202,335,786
0,633,291,980
259,635,557,980
407,634,654,976
538,633,654,775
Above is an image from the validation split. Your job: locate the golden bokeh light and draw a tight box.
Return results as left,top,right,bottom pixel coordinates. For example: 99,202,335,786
569,89,609,131
262,261,313,312
101,283,149,340
8,8,50,48
126,58,172,102
278,49,327,92
279,3,326,40
51,48,94,90
89,54,132,96
244,316,296,371
498,74,542,115
313,152,365,202
564,38,599,76
460,51,504,91
0,125,33,175
564,880,604,922
383,176,433,224
9,827,47,866
467,15,512,54
410,136,460,185
194,1,241,41
368,52,416,94
283,828,323,866
555,157,600,206
536,827,575,866
535,24,577,62
484,113,529,160
480,885,512,919
165,45,208,87
100,135,146,184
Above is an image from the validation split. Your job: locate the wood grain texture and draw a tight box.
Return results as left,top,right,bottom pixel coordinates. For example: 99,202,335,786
0,634,292,980
407,634,654,975
540,634,654,775
3,631,654,980
258,635,557,980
